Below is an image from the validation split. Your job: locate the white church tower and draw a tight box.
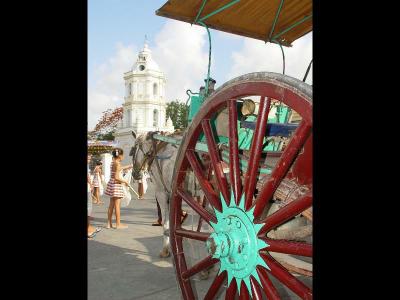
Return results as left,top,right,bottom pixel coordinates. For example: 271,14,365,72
114,39,174,163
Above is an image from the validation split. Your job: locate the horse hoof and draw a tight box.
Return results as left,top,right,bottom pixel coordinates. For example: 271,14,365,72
159,248,171,258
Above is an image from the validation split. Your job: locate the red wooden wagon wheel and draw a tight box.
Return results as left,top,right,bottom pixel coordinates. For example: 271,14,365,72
170,72,312,299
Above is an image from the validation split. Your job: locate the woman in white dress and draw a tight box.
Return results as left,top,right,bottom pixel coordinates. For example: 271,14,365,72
92,161,104,205
88,154,101,238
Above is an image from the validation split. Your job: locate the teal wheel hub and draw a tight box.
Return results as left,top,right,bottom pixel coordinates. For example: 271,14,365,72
207,192,270,297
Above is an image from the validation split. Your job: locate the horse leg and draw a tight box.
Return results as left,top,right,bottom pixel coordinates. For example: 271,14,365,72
138,182,144,199
156,191,171,258
155,196,162,224
159,215,170,258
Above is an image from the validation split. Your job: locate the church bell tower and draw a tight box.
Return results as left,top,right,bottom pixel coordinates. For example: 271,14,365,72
114,37,174,164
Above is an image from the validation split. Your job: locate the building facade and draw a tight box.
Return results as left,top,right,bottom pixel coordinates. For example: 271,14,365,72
114,40,174,164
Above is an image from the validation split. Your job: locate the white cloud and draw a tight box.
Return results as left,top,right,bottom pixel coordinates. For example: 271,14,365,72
88,22,311,130
227,33,312,84
88,21,208,129
152,20,208,102
216,30,242,41
88,43,137,130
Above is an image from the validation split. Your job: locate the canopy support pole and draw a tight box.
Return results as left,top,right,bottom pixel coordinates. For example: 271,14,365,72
272,14,312,41
198,0,241,23
268,0,285,42
302,59,313,82
193,0,208,24
193,0,241,96
272,39,286,75
198,21,212,96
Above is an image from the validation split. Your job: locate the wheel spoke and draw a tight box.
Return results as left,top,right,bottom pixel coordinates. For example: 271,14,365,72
181,255,219,280
258,192,312,235
177,188,217,225
250,276,264,300
186,150,222,211
257,266,280,300
261,253,312,300
174,237,196,299
196,216,204,232
260,238,312,257
175,228,210,242
225,279,237,299
239,281,250,299
204,271,227,300
244,96,271,210
202,119,230,204
170,75,313,300
196,196,207,232
254,120,312,219
275,260,313,277
228,99,241,204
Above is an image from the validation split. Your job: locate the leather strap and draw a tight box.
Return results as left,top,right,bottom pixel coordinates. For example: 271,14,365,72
151,137,171,195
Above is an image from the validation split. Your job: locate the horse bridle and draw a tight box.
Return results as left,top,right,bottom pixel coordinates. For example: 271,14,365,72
130,133,172,195
130,138,154,181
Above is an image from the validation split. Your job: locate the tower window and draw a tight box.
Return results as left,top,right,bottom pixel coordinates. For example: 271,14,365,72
153,109,158,127
127,109,132,127
139,65,145,71
126,83,132,97
153,83,158,96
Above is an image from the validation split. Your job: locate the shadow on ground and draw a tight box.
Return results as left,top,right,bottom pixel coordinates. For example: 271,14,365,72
89,186,311,299
88,238,180,300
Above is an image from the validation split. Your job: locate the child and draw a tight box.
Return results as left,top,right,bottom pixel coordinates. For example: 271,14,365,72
105,148,132,229
92,161,104,205
88,154,101,238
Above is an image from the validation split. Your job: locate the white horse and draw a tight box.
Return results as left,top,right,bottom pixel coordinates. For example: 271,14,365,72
129,130,184,258
129,131,219,282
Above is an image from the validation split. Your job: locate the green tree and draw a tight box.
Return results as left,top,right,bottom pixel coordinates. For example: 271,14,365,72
166,100,189,129
97,131,115,141
178,103,189,129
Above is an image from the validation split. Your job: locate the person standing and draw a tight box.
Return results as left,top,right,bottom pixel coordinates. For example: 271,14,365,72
105,148,132,229
92,161,104,205
88,154,101,238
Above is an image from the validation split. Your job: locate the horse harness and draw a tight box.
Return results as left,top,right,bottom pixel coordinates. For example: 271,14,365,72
132,135,176,195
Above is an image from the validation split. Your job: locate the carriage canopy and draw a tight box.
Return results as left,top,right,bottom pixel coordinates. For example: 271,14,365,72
156,0,312,46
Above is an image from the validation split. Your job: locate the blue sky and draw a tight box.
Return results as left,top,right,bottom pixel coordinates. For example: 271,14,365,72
89,1,167,83
88,0,243,87
88,0,312,129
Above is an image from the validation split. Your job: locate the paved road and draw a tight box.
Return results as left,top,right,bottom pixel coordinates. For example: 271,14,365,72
88,182,183,300
88,183,311,300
